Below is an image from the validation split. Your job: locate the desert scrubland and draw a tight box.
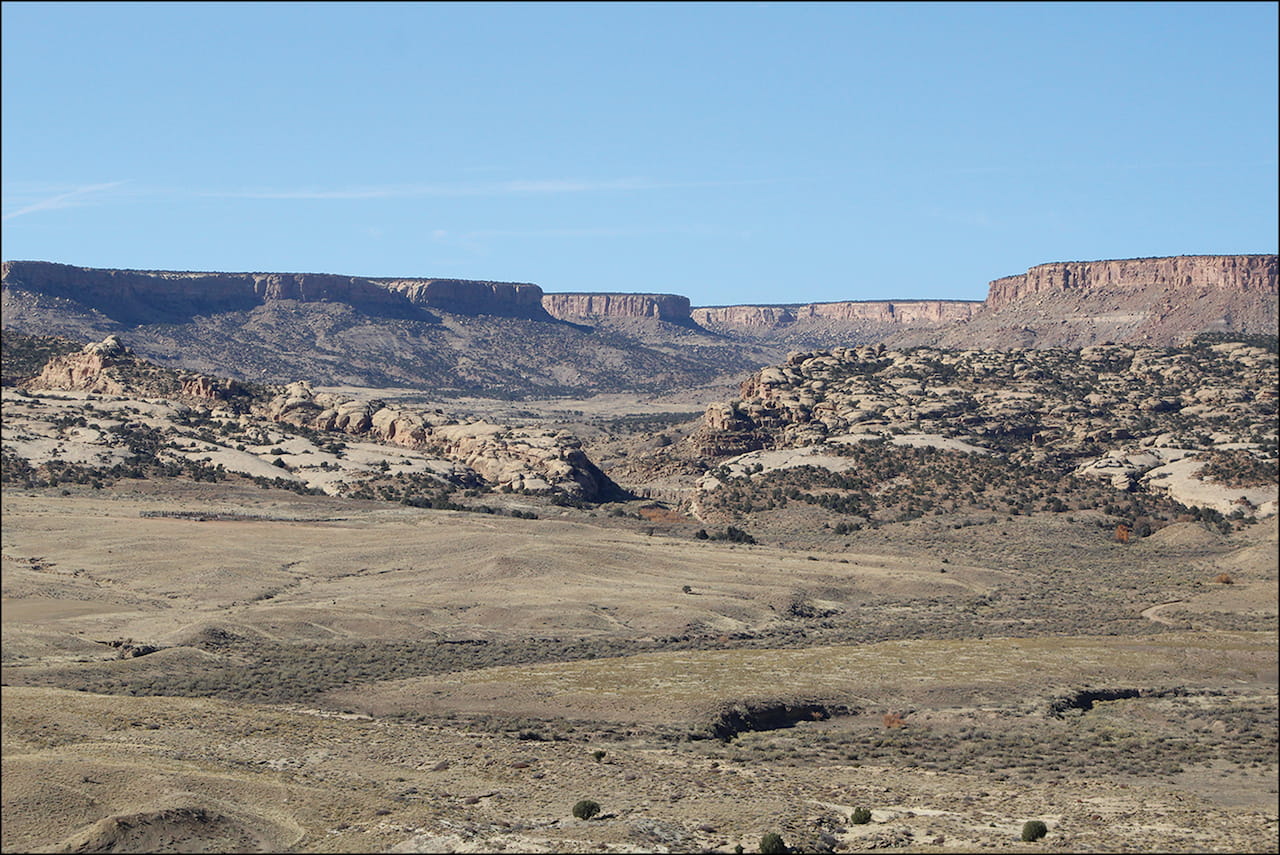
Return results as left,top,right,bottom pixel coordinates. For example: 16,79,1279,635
3,257,1277,853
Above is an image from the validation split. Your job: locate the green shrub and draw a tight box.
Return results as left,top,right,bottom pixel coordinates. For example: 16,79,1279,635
572,799,601,820
851,806,872,824
1021,820,1048,842
759,832,787,854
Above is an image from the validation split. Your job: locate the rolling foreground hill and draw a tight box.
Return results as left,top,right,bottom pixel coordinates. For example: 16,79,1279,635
2,254,1278,853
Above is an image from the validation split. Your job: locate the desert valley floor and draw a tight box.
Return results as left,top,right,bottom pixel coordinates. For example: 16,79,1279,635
3,477,1276,853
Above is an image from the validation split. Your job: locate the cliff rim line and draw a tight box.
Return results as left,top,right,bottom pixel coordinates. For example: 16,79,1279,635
3,253,1276,328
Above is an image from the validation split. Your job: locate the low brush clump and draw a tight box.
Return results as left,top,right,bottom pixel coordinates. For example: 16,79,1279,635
1021,820,1048,842
759,832,787,853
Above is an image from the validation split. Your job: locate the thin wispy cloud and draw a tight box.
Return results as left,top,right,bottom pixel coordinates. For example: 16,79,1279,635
203,177,768,201
2,181,129,221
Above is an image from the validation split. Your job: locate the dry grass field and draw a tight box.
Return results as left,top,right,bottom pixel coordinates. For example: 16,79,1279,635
3,477,1276,853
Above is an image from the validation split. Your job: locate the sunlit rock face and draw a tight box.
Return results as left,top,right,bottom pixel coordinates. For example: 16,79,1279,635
542,292,692,322
985,255,1278,309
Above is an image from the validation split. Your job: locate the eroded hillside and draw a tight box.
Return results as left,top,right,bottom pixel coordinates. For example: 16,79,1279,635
587,340,1280,551
3,334,619,503
8,255,1273,396
0,262,781,396
891,255,1278,349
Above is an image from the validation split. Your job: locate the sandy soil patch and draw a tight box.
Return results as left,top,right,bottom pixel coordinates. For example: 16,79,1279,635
1143,455,1278,517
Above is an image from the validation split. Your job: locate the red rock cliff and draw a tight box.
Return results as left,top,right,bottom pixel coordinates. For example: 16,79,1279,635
986,255,1278,310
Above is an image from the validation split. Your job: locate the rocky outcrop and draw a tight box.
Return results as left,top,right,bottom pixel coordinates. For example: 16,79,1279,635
30,335,255,404
32,337,129,396
0,261,549,324
178,374,255,404
542,292,692,322
24,337,616,500
986,255,1278,310
82,334,128,358
263,381,613,499
692,300,982,331
689,342,1278,516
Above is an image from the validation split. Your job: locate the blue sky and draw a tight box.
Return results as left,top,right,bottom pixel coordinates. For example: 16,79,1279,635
3,2,1276,305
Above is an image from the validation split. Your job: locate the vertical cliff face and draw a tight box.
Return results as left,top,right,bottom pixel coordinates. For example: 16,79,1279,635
691,300,983,330
884,254,1280,349
690,306,798,329
986,255,1278,309
0,261,550,322
541,292,693,322
379,278,548,317
2,261,263,325
249,272,412,311
6,255,1274,375
795,300,984,324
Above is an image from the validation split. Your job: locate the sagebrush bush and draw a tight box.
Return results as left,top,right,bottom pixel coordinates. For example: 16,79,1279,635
759,831,787,854
572,799,601,820
851,806,872,824
1021,820,1048,842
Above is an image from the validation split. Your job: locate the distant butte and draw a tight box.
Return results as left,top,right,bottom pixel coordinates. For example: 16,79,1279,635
985,255,1277,308
891,254,1277,350
1,254,1275,394
4,253,1273,332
